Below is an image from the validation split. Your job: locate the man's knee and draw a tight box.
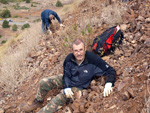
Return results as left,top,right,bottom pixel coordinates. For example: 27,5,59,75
39,78,49,88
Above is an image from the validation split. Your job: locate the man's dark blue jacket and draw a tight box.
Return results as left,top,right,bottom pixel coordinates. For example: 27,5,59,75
41,9,62,29
63,51,116,89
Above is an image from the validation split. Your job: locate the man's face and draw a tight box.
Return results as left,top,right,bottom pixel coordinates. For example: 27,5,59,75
73,43,86,63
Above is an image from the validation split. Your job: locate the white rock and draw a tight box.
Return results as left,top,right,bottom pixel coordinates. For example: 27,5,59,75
0,108,4,113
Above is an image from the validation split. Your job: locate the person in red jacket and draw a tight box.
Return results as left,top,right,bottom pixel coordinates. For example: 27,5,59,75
41,9,64,34
20,38,116,113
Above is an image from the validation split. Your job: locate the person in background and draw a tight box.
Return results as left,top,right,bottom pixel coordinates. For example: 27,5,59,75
41,9,65,34
20,38,116,113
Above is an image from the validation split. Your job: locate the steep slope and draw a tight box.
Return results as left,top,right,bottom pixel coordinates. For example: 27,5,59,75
0,0,150,113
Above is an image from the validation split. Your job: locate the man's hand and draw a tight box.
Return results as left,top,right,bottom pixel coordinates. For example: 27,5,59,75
64,88,74,98
60,23,65,27
103,83,113,97
48,30,52,35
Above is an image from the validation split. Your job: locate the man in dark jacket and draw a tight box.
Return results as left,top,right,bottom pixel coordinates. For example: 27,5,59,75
41,9,64,34
20,38,116,113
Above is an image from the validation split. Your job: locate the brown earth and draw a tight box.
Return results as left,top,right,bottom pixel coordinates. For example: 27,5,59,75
0,0,150,113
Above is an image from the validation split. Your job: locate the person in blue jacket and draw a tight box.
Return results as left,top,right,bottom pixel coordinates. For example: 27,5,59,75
41,9,64,34
20,38,116,113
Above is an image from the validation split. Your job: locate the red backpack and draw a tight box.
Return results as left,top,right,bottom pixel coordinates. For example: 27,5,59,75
92,26,124,57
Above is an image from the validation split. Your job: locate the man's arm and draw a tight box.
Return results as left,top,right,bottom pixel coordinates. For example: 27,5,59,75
96,57,116,97
63,55,74,98
87,51,116,97
53,12,62,24
105,66,116,86
63,63,72,88
95,58,116,97
94,56,116,85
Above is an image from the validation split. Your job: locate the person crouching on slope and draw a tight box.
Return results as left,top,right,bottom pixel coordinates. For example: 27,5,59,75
41,9,65,34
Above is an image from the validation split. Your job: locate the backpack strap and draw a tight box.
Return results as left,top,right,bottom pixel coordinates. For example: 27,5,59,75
110,29,124,53
113,29,124,45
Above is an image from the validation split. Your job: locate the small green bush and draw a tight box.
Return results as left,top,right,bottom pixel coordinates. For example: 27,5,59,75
12,24,18,31
0,0,8,4
81,29,86,36
87,24,93,34
56,0,63,7
72,24,78,31
25,0,30,3
13,3,19,10
21,23,30,30
1,40,7,44
0,0,24,4
0,35,2,38
2,20,10,28
0,9,11,18
13,15,19,18
31,3,36,7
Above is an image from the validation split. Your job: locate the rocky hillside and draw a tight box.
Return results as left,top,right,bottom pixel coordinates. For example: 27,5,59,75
0,0,150,113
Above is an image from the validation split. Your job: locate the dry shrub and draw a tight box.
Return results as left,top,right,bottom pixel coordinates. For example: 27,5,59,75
101,3,127,27
0,23,41,93
59,0,85,15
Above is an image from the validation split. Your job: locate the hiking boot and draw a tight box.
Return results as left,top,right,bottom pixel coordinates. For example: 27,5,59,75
19,99,43,112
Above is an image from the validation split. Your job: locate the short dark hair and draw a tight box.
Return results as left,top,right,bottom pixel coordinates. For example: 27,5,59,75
49,15,55,20
72,38,85,46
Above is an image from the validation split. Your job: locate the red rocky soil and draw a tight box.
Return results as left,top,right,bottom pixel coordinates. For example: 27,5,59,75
0,0,150,113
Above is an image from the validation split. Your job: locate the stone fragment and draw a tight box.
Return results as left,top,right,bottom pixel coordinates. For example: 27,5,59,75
122,91,130,101
117,77,132,91
145,18,150,23
127,88,134,98
0,108,4,113
79,104,85,112
144,38,150,47
136,15,145,21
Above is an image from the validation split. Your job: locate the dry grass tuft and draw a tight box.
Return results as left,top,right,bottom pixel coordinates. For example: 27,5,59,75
0,23,41,93
59,0,85,16
101,3,127,27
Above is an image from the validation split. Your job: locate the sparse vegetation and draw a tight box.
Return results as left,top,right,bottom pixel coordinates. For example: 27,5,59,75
33,18,41,22
0,0,8,4
13,15,19,18
87,24,93,34
13,3,29,10
25,0,30,3
81,29,86,36
56,0,63,7
31,3,36,7
1,40,7,44
2,20,10,28
0,0,27,4
12,24,18,31
0,9,11,18
21,23,30,30
0,23,41,93
72,24,78,31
